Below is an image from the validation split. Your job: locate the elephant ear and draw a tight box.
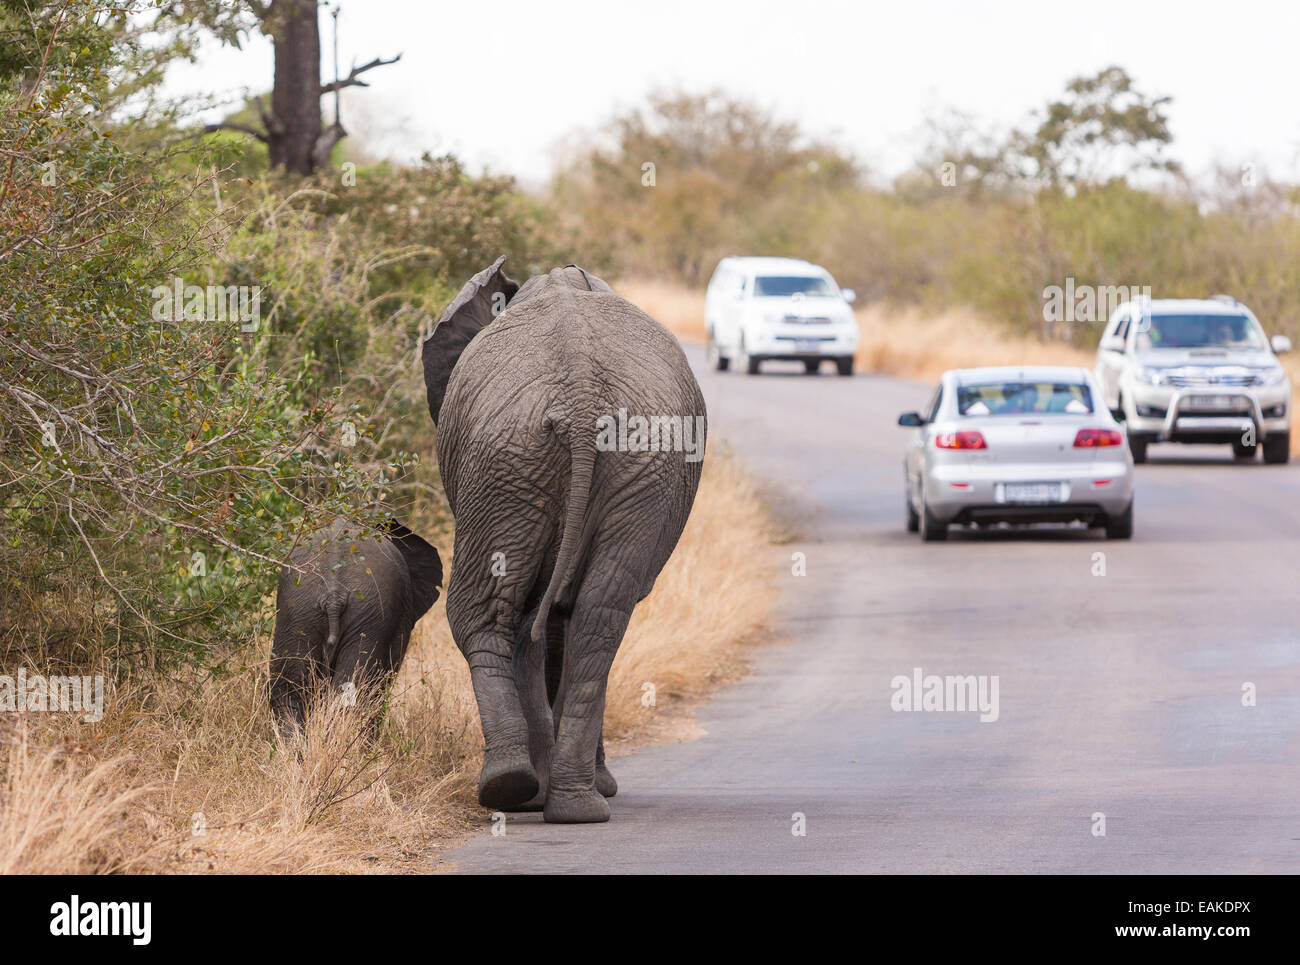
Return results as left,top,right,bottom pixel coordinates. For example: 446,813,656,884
385,520,443,620
422,255,519,425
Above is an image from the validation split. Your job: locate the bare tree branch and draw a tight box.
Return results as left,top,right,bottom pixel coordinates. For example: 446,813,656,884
319,53,401,94
201,121,269,143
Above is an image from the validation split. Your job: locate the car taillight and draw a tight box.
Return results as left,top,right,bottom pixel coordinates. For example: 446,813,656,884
934,431,987,450
1073,428,1123,448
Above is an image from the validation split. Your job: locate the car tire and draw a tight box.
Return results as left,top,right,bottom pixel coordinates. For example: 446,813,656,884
743,344,762,375
736,337,754,375
835,356,854,377
1232,437,1257,460
707,331,729,372
1263,431,1291,465
919,489,948,542
906,493,919,532
1128,433,1149,464
1105,500,1134,540
803,359,820,375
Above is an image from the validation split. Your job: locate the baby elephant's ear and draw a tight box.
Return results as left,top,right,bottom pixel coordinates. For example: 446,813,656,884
386,521,443,619
422,255,519,424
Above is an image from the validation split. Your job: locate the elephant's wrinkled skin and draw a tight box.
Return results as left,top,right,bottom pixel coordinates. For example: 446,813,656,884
269,517,442,733
423,259,706,823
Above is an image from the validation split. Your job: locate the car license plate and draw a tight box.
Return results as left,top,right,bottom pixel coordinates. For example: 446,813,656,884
794,340,821,353
1003,482,1062,503
1182,395,1235,409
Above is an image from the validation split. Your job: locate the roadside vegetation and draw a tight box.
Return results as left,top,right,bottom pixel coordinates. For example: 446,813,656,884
558,80,1300,350
0,1,776,873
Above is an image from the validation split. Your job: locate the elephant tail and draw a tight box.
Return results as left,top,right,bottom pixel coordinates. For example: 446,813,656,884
531,433,595,643
323,590,347,664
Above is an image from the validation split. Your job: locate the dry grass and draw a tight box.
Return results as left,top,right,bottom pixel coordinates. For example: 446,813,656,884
617,278,710,343
1,449,773,873
606,453,772,741
623,278,1300,457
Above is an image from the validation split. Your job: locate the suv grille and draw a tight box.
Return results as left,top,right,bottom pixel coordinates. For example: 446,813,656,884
1166,373,1256,387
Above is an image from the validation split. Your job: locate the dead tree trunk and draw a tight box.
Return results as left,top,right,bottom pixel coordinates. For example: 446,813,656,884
267,0,322,175
202,2,401,174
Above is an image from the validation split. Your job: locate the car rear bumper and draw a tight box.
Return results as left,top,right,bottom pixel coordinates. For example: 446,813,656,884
923,459,1134,524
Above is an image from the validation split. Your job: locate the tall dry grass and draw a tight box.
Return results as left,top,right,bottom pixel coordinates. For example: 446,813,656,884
1,450,772,873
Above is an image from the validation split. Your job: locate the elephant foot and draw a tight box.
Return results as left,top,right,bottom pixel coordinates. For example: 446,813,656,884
513,773,549,812
543,786,611,824
594,762,618,798
478,746,538,810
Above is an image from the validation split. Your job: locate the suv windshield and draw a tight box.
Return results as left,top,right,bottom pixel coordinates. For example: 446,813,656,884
753,275,837,298
958,381,1093,416
1136,312,1268,351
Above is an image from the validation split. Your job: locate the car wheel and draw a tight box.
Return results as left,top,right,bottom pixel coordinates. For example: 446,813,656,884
906,492,919,532
707,331,729,372
1105,500,1133,539
740,339,761,375
1128,433,1148,464
1232,436,1257,460
803,359,820,375
1263,431,1291,465
835,356,854,376
919,488,948,542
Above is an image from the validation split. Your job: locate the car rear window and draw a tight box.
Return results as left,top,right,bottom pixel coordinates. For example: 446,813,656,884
752,275,836,297
958,381,1093,416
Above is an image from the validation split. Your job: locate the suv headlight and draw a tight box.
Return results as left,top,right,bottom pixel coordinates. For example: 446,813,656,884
1257,366,1288,386
1136,366,1166,386
763,311,787,325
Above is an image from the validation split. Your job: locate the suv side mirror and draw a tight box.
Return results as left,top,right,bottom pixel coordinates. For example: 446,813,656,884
898,411,925,427
841,288,857,304
1271,334,1292,354
1100,335,1125,353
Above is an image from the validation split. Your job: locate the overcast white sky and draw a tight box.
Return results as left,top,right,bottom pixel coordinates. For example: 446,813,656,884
164,0,1300,187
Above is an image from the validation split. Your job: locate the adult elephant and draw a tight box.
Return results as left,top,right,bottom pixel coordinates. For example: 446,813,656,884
423,258,706,823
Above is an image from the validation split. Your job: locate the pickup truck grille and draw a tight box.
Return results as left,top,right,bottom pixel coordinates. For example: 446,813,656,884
1166,373,1256,387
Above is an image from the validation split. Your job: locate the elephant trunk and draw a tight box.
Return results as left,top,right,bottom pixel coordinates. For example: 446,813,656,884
531,430,595,644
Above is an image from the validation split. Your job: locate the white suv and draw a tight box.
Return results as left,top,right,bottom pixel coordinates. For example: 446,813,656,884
1095,296,1292,464
705,256,860,376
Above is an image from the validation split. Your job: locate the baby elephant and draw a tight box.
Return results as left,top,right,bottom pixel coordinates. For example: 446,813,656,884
270,517,443,734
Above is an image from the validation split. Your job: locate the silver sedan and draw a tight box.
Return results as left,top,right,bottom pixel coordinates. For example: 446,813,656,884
898,367,1135,541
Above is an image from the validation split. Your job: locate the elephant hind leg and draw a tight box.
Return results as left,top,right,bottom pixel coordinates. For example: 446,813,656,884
544,599,633,824
511,609,554,812
595,732,617,798
463,628,538,809
270,645,325,740
544,611,616,799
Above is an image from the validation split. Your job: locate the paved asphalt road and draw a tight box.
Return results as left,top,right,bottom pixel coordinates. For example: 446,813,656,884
439,345,1300,873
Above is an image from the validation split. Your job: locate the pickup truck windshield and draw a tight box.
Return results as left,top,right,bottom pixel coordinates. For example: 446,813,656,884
753,276,837,298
